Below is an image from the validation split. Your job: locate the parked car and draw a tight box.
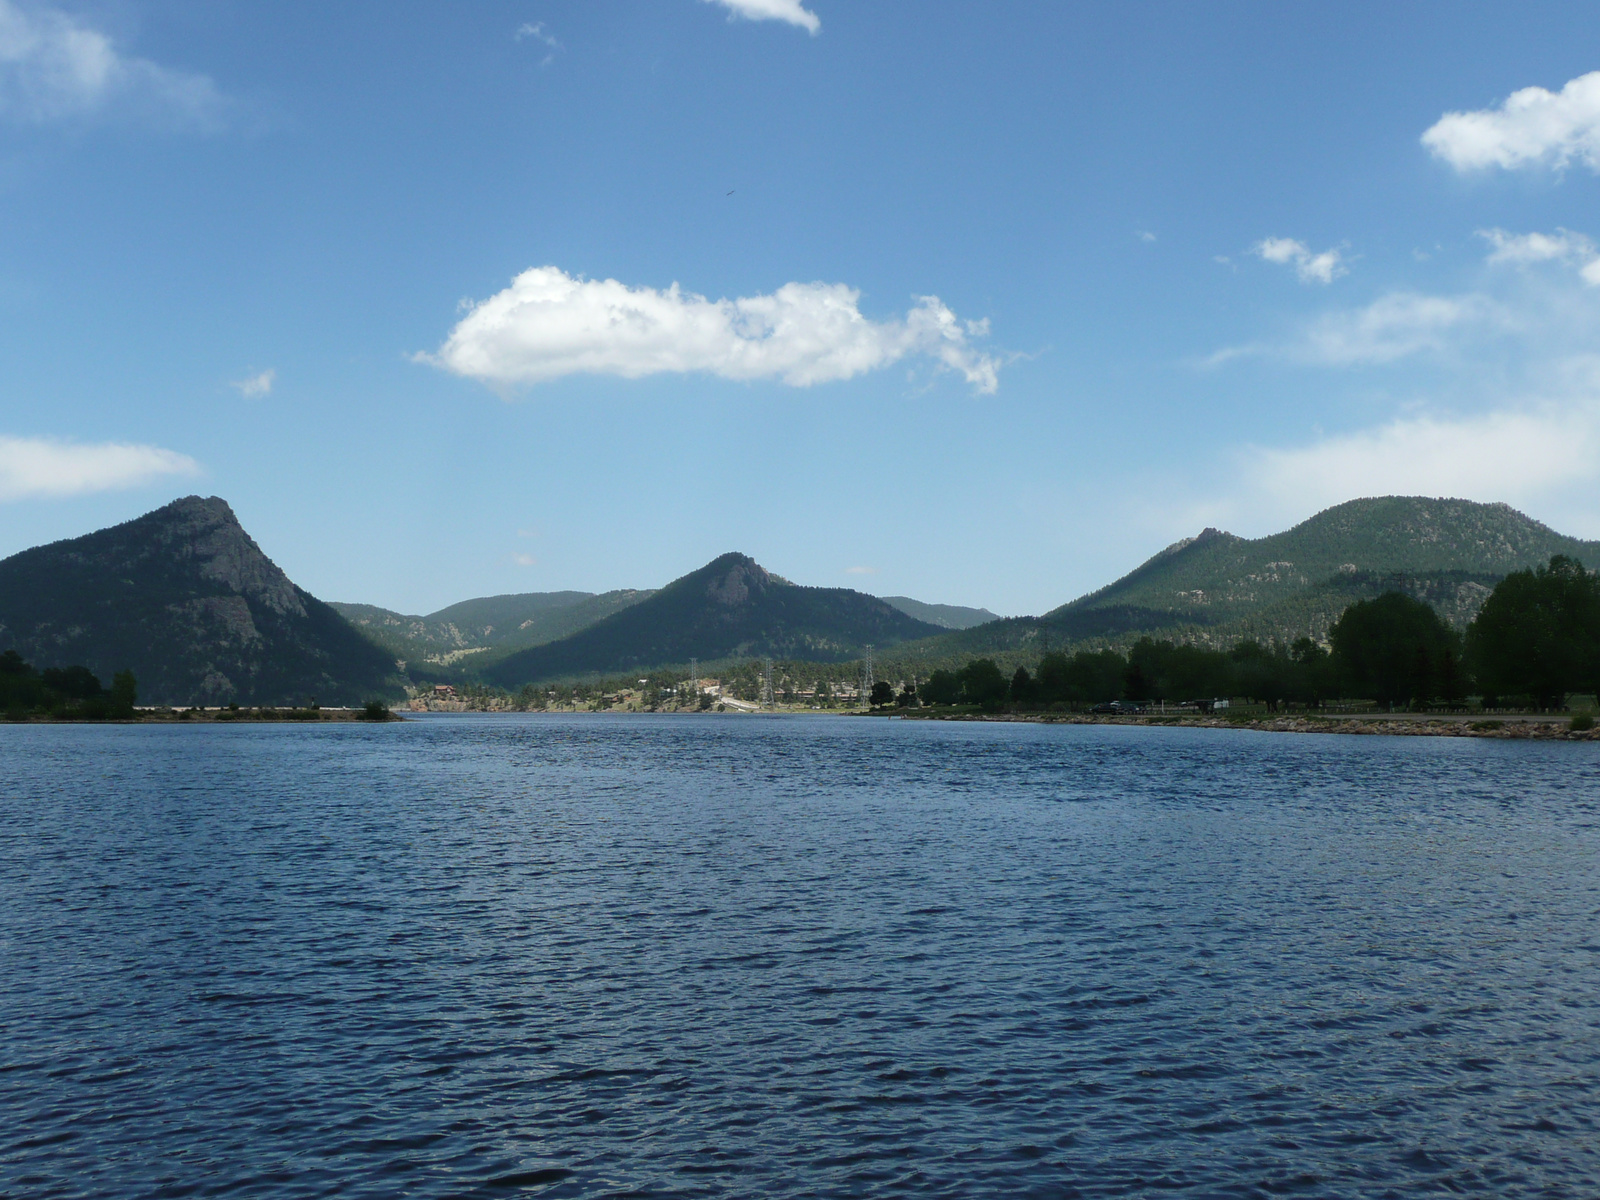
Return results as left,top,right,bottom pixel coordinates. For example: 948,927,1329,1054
1091,700,1146,714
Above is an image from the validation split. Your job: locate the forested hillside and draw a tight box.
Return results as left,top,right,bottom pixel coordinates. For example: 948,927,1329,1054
485,553,942,685
881,596,998,629
332,589,654,668
878,498,1600,675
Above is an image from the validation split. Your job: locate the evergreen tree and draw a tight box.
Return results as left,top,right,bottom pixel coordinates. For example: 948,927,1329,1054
1329,593,1457,709
1465,555,1600,708
1009,666,1036,707
922,669,961,706
957,659,1009,709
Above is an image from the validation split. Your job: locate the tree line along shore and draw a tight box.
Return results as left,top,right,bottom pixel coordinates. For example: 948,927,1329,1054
401,555,1600,728
0,652,398,722
903,555,1600,720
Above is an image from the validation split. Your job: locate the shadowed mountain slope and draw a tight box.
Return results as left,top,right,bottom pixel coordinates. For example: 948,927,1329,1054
0,496,402,705
484,552,942,685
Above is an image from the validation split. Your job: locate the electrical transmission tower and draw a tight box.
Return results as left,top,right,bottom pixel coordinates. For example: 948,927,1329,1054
761,657,775,710
862,644,874,707
689,657,698,707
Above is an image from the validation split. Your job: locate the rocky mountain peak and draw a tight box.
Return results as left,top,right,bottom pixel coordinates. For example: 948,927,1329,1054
702,553,773,607
147,496,306,617
0,496,398,704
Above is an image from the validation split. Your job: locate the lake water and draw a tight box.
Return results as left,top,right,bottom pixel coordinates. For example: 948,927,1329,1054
2,715,1598,1198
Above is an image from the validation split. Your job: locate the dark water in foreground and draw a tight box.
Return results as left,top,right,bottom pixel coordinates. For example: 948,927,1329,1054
2,716,1598,1198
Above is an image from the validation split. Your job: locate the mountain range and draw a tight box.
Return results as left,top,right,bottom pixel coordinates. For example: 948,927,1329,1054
329,588,993,678
4,494,1595,699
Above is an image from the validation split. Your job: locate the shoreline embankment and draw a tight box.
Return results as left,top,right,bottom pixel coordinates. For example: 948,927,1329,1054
905,711,1599,740
5,706,401,724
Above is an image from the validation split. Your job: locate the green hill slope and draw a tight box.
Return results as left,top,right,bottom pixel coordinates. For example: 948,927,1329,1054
882,596,999,629
485,552,943,686
0,496,402,705
1050,496,1600,640
880,497,1600,672
332,589,653,667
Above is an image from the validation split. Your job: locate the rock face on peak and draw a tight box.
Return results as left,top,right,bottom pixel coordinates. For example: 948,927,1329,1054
484,551,942,685
703,553,770,607
0,496,401,705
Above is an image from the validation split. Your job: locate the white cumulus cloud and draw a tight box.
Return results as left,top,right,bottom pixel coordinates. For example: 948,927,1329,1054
1423,71,1600,172
422,266,1000,393
705,0,820,35
230,368,275,398
1253,236,1347,284
0,435,201,501
0,0,224,126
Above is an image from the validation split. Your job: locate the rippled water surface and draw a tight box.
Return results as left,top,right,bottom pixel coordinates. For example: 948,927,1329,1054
3,715,1599,1198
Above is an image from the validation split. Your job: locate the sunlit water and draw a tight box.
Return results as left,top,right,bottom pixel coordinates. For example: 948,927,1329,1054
2,714,1598,1198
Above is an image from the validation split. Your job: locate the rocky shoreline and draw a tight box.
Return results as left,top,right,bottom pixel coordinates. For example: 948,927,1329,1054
6,706,403,724
918,712,1600,741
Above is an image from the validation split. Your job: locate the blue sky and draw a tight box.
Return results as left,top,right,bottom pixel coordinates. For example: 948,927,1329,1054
5,1,1600,616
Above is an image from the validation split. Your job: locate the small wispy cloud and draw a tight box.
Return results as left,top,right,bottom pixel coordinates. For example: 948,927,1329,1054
1204,291,1508,368
514,21,561,65
845,565,877,575
1297,292,1502,364
0,0,225,128
1136,230,1156,244
1423,71,1600,173
230,368,275,398
704,0,820,35
422,266,1000,393
510,552,537,567
1479,227,1600,285
0,435,201,501
1253,236,1347,285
